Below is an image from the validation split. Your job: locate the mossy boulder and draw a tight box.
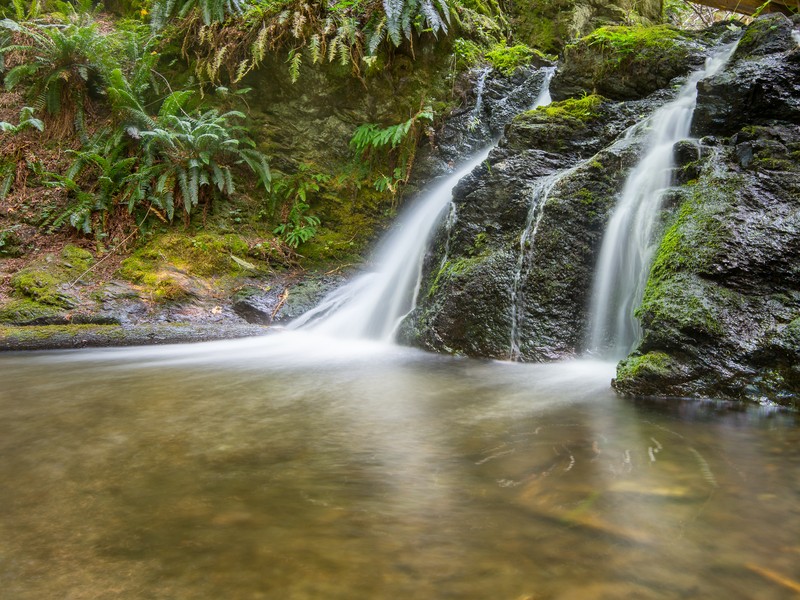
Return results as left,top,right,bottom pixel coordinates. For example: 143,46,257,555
0,245,93,325
507,0,663,55
118,233,265,303
733,13,796,60
615,124,800,407
552,25,709,100
0,299,68,325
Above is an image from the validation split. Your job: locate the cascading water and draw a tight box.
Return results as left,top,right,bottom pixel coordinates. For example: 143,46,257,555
291,68,555,341
509,166,575,360
468,67,491,131
586,41,739,358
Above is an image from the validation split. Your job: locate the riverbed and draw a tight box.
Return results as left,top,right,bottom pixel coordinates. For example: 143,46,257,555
1,332,798,598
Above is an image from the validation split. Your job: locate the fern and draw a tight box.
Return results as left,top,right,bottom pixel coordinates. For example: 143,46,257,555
287,48,302,82
349,105,433,197
308,33,320,63
0,18,113,136
151,0,245,29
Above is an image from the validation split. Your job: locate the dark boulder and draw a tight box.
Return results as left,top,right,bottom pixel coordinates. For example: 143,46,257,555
399,96,651,359
613,16,800,407
692,14,800,136
614,123,800,407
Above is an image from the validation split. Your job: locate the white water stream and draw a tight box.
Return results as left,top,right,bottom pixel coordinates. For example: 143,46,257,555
291,69,554,341
509,165,575,360
586,42,739,357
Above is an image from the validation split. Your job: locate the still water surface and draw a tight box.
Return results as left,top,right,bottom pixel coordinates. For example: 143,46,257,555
1,332,798,599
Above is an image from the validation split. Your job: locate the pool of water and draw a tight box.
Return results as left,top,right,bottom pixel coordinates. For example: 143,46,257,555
1,332,798,599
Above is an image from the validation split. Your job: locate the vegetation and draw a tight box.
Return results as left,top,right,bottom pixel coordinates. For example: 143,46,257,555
484,41,538,75
169,0,456,85
0,17,113,137
536,94,604,121
0,0,702,322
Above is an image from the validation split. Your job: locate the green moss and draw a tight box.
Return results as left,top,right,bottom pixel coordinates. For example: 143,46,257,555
472,232,488,253
648,175,739,282
485,42,536,75
0,324,126,343
10,270,76,308
534,94,605,122
752,157,796,171
784,317,800,346
61,245,93,271
117,233,263,302
735,14,790,59
0,299,65,324
560,24,692,98
427,255,484,298
582,25,682,58
635,173,742,339
506,0,575,55
616,351,674,382
120,233,257,280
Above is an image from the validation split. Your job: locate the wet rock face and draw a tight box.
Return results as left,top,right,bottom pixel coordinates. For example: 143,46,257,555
614,127,800,406
402,15,799,405
399,98,652,359
412,65,555,185
693,15,800,136
614,15,800,407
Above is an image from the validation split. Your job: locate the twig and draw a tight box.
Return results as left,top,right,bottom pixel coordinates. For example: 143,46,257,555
745,563,800,594
68,206,151,287
270,288,289,321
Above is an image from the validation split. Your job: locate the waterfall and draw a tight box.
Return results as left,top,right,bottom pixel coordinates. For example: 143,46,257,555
468,67,491,131
586,42,739,357
291,68,555,342
509,167,576,360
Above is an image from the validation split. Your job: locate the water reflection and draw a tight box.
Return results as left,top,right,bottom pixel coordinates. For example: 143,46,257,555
0,334,798,599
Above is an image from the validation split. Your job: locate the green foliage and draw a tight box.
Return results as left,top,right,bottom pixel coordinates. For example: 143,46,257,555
535,94,604,122
484,40,533,75
273,201,320,247
137,93,271,218
0,224,23,256
150,0,246,29
383,0,450,46
452,36,482,67
0,17,113,135
349,105,432,195
40,86,272,233
0,0,43,21
176,0,456,85
269,163,327,247
0,105,42,133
